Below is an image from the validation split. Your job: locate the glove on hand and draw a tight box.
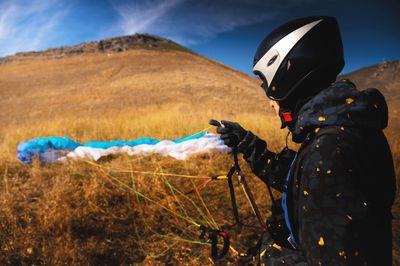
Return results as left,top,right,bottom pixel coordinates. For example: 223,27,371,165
209,120,247,149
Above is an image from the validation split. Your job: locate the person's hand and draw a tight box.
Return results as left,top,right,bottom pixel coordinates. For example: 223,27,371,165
209,120,247,148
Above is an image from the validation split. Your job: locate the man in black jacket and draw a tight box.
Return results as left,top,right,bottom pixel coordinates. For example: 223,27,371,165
211,16,395,265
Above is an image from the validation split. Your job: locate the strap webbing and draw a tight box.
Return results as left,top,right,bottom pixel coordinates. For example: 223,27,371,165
281,153,298,248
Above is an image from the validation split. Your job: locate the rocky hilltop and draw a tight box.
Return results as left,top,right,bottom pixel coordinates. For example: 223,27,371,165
0,34,193,63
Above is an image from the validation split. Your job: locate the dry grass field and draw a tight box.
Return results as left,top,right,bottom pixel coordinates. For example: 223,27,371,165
0,42,399,265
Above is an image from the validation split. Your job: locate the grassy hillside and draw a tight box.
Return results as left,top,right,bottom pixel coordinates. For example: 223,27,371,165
340,60,400,103
0,40,399,264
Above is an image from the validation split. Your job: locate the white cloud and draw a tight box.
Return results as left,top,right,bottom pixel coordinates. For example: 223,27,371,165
113,0,187,35
0,0,69,57
111,0,309,45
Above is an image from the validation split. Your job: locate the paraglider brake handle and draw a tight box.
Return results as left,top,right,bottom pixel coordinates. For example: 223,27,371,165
199,225,230,260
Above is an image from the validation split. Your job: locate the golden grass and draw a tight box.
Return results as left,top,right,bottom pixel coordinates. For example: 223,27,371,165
0,117,285,264
0,49,398,264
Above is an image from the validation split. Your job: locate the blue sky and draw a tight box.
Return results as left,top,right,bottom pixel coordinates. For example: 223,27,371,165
0,0,399,75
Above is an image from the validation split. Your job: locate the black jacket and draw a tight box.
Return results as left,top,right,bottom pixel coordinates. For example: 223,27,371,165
239,80,396,265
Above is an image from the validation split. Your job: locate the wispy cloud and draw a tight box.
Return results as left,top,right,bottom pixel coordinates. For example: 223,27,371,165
111,0,309,45
0,0,69,57
112,0,186,35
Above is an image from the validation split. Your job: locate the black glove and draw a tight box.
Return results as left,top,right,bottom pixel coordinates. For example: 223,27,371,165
209,120,247,149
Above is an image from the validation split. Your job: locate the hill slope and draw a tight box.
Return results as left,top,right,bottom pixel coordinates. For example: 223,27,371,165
0,48,264,124
340,60,400,103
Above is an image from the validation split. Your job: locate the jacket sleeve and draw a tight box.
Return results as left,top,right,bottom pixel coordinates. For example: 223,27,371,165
238,131,296,192
297,133,368,265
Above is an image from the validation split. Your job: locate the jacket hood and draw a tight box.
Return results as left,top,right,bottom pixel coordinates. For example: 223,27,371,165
292,79,388,143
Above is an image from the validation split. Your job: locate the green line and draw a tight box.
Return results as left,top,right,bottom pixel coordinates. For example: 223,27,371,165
85,159,207,179
160,174,215,229
99,167,200,227
159,170,198,226
190,178,220,230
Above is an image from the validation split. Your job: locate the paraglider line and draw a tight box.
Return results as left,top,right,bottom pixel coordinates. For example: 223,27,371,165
94,165,201,227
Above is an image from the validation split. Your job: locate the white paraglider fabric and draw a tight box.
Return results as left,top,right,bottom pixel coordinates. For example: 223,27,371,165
62,133,228,161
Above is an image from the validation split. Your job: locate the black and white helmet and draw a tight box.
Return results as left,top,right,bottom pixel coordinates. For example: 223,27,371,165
253,16,344,103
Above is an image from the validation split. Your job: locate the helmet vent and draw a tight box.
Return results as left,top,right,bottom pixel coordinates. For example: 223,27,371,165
267,54,278,66
287,60,291,70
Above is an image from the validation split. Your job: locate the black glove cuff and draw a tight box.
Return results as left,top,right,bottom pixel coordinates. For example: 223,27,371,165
237,131,255,153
